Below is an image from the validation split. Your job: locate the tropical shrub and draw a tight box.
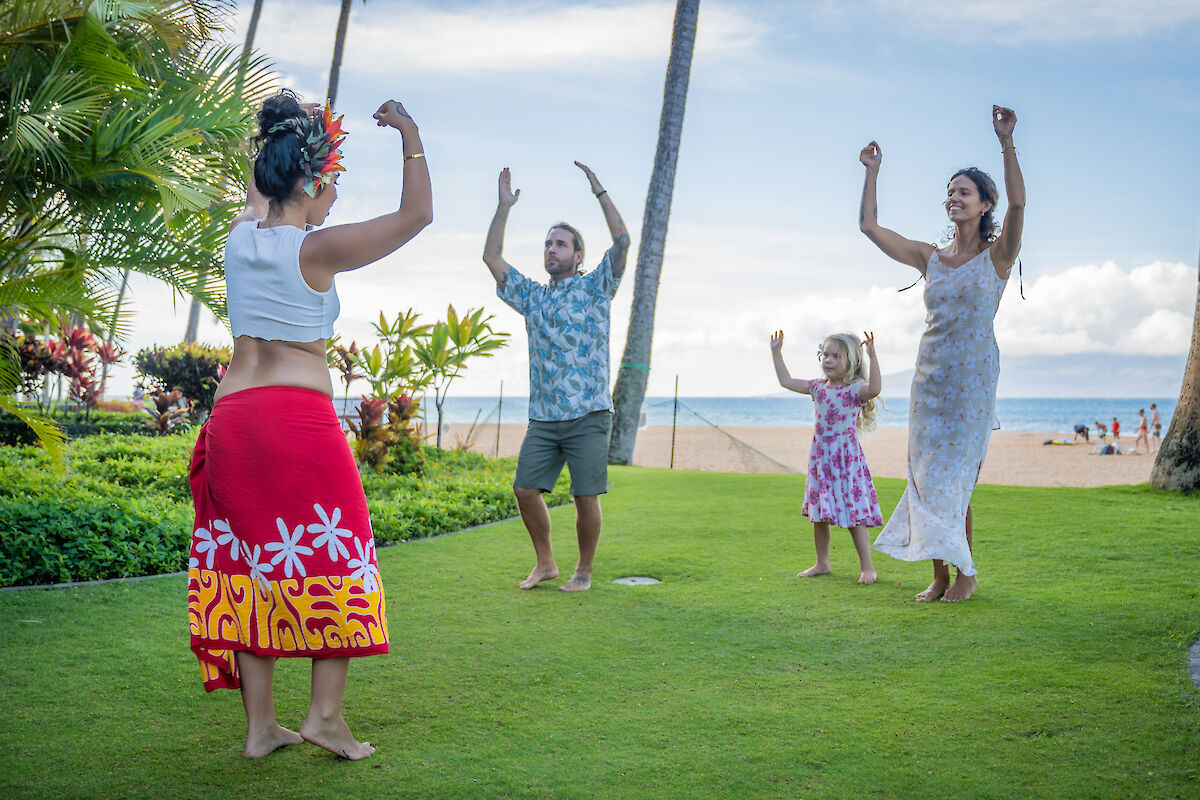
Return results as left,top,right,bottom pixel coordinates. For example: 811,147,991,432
0,434,568,586
135,342,232,416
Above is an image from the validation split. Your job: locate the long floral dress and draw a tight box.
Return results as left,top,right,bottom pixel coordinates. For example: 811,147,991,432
802,379,883,528
873,248,1008,575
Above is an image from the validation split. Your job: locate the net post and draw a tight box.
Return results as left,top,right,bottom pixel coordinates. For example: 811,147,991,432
496,380,503,458
670,375,679,469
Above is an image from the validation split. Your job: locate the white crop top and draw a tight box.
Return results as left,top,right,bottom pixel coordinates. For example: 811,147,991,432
224,220,340,341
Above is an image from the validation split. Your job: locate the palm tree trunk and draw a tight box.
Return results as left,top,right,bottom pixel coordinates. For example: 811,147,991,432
326,0,354,109
184,0,263,343
608,0,699,465
1150,244,1200,491
99,267,131,397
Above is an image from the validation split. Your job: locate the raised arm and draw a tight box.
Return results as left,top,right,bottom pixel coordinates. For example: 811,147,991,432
301,100,432,273
574,161,631,279
482,167,519,287
770,331,812,395
858,141,934,273
988,106,1025,278
230,171,269,232
859,331,881,401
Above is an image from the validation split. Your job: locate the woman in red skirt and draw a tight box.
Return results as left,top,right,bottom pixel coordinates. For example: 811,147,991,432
188,90,431,759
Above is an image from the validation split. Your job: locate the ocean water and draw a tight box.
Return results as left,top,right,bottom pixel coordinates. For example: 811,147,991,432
361,394,1178,435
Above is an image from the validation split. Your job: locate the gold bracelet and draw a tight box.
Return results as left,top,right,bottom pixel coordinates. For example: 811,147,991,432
405,152,425,161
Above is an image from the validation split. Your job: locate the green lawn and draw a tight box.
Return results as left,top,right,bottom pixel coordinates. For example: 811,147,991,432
1,469,1197,799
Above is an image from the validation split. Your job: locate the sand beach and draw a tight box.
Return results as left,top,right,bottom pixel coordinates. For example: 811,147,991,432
447,423,1154,488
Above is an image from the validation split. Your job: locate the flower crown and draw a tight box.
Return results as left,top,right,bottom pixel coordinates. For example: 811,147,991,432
267,106,347,197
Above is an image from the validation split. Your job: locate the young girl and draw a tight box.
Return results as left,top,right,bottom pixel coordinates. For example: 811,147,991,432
770,330,883,584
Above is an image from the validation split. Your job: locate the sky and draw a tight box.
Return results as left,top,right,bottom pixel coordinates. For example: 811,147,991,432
107,0,1200,399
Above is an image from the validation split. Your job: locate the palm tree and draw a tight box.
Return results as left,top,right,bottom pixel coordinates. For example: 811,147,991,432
326,0,356,109
1,0,274,451
184,0,266,343
608,0,700,465
1150,246,1200,491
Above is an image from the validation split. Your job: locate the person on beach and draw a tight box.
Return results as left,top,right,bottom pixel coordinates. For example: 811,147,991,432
1151,403,1162,452
483,163,630,592
188,91,431,760
1111,416,1120,446
1094,420,1107,442
770,330,883,585
858,106,1025,602
1073,424,1090,443
1134,409,1150,453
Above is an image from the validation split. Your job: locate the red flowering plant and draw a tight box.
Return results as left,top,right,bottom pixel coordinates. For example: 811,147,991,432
346,393,424,474
143,389,190,436
2,331,69,409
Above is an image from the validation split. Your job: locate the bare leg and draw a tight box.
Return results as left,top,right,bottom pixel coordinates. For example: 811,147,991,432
560,494,600,591
234,651,302,758
943,505,978,602
515,486,558,589
848,525,877,584
916,560,951,601
797,522,832,577
299,657,374,760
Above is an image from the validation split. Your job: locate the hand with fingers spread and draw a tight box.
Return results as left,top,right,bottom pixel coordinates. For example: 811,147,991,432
373,100,415,132
992,105,1017,139
770,330,785,353
498,167,520,208
859,141,881,171
862,330,876,355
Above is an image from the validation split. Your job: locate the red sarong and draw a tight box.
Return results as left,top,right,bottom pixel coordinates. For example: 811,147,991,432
188,386,388,691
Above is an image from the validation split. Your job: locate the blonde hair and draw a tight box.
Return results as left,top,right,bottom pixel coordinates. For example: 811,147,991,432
822,333,879,433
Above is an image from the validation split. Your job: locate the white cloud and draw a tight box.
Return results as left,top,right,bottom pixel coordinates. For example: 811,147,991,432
869,0,1200,42
995,260,1195,356
225,1,762,77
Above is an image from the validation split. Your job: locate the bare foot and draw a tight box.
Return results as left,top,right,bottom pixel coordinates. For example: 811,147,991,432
300,715,375,760
796,563,831,578
243,724,303,758
559,573,591,591
915,578,949,602
519,565,558,590
941,573,978,602
857,568,877,585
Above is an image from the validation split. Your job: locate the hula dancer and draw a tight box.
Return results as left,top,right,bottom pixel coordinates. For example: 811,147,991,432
188,90,431,759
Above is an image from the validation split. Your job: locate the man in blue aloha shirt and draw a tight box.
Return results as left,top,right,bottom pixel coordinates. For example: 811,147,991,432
483,162,631,592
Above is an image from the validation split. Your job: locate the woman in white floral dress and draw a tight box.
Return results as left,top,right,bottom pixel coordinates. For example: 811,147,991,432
856,106,1025,602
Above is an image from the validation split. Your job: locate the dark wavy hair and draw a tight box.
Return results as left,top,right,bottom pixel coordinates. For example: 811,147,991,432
251,90,313,207
946,167,1000,245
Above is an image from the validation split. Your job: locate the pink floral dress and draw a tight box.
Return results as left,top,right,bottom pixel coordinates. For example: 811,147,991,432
802,379,883,528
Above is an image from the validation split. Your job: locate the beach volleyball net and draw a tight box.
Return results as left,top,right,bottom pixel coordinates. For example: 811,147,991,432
418,396,798,475
631,398,798,474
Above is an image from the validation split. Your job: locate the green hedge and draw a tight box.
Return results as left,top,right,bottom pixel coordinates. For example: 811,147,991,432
0,435,568,587
0,410,163,445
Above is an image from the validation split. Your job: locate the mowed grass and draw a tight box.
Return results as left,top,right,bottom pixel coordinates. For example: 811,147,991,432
1,468,1197,800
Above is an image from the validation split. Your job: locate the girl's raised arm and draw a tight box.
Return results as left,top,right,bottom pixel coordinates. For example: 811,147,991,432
770,331,812,395
858,141,934,273
988,106,1025,278
303,100,433,274
859,331,881,401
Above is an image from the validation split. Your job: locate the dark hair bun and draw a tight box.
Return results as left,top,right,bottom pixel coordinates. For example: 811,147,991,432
257,89,304,139
253,90,307,205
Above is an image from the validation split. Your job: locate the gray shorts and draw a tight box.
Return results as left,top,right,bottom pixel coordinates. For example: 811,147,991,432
514,410,612,496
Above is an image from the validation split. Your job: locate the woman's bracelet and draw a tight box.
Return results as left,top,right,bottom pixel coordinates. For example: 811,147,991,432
1000,145,1018,155
594,189,607,199
405,152,425,161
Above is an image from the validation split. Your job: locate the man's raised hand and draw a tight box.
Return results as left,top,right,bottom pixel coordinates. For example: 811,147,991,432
498,167,520,207
574,161,604,195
